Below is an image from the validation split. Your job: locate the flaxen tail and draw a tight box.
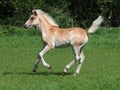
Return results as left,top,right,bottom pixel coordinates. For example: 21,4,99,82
88,16,103,33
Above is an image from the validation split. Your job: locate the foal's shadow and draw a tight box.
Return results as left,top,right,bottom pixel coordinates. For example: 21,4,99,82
2,71,72,76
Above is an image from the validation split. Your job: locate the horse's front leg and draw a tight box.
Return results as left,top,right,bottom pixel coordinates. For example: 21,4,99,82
33,45,52,73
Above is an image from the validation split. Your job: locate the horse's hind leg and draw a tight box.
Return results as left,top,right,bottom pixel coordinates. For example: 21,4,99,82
74,50,85,76
63,45,80,74
63,59,75,74
33,45,51,73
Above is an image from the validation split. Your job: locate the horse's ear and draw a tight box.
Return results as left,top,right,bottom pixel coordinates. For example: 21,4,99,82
32,10,37,16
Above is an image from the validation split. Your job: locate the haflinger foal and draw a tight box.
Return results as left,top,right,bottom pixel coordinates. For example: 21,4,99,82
24,9,103,76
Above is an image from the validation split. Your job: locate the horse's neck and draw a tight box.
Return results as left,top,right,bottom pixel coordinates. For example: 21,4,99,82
38,23,51,35
37,14,59,35
38,14,52,28
38,16,53,34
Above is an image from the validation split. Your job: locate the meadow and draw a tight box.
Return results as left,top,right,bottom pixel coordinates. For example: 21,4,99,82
0,27,120,90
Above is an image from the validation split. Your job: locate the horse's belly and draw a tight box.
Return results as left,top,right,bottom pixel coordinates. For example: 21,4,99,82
55,40,70,47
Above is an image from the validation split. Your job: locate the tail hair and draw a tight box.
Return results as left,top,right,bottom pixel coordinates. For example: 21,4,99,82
88,16,103,33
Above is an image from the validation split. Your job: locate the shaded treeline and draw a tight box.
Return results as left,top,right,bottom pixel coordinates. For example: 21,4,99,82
0,0,120,27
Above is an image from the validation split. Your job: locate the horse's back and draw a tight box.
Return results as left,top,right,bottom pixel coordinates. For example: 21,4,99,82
52,27,88,46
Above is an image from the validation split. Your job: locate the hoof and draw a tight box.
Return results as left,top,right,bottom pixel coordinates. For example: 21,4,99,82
62,72,66,76
32,69,36,74
74,73,77,76
74,73,78,76
47,66,51,69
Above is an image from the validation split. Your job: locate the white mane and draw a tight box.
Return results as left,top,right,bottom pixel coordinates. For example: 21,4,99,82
35,9,58,27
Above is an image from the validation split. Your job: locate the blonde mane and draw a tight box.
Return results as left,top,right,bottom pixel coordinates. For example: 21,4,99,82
35,9,58,27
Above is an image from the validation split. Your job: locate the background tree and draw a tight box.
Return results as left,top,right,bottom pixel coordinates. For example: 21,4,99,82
0,0,120,27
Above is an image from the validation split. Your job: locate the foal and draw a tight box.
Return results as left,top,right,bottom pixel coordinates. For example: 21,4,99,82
24,9,103,76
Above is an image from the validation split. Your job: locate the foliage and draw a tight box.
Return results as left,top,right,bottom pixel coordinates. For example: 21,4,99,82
0,0,120,27
0,27,120,90
0,0,71,27
0,25,38,36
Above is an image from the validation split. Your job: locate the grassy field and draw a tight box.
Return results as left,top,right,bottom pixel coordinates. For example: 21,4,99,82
0,27,120,90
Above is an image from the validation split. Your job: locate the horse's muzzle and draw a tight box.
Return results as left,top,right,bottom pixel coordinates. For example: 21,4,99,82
24,24,33,28
24,24,28,28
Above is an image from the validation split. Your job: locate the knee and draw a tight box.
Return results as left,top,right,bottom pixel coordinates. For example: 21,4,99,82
38,53,43,59
37,54,41,59
79,56,85,64
75,55,80,61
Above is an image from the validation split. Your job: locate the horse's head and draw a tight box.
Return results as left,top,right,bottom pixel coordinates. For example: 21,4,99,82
24,10,41,28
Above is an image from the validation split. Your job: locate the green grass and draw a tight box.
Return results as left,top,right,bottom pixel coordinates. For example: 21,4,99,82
0,27,120,90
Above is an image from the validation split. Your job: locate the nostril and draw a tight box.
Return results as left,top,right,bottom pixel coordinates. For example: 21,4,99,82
23,24,32,28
